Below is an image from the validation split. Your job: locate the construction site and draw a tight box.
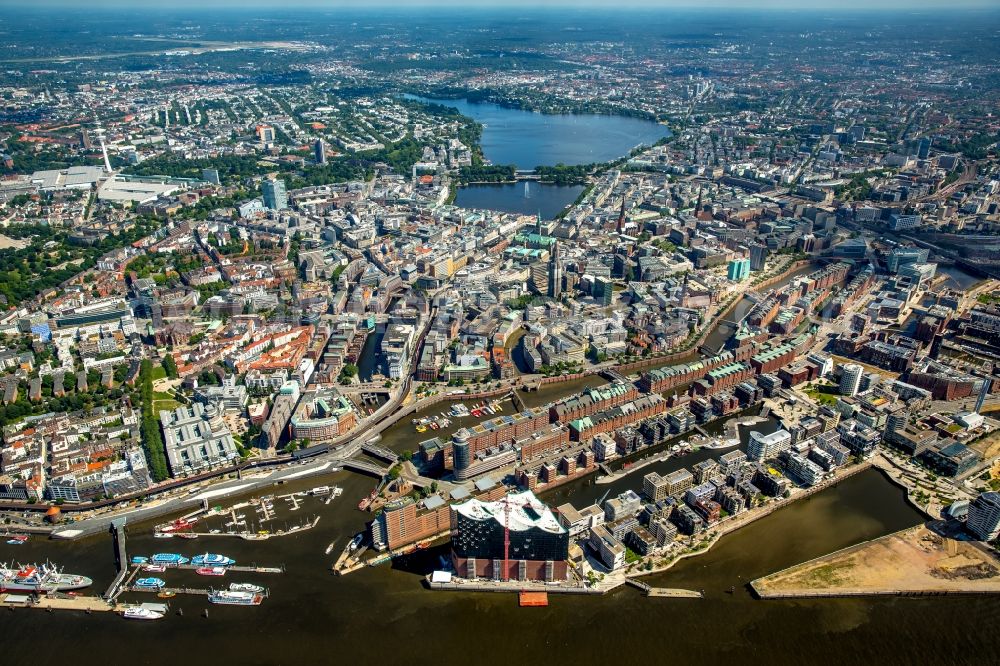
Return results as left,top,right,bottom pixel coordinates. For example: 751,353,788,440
751,522,1000,599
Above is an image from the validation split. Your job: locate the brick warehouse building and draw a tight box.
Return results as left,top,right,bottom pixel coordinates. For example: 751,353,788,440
569,394,667,441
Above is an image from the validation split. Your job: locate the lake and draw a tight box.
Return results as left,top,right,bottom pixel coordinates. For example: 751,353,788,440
406,95,671,168
454,181,583,218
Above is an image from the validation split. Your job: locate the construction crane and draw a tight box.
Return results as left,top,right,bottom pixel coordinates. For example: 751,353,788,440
502,494,511,582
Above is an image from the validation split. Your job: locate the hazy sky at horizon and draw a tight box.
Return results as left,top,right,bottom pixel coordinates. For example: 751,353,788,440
1,0,997,9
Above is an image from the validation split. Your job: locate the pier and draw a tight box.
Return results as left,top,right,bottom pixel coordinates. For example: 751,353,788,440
625,578,703,598
280,492,302,511
427,577,602,595
645,588,704,599
154,563,285,574
126,585,271,599
159,515,321,541
0,593,115,612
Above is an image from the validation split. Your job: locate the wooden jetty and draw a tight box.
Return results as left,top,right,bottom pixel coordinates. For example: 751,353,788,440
0,593,115,612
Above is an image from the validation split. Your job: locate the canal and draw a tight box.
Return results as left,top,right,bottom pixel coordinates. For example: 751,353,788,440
937,264,984,291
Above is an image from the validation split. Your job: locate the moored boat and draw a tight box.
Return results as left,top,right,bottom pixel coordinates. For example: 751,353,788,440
196,567,227,577
143,564,167,573
136,577,166,589
150,553,189,565
157,517,199,534
208,589,263,606
122,606,164,620
229,582,265,593
0,563,93,593
191,553,235,567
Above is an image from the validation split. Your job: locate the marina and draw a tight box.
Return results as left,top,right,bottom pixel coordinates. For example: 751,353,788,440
153,490,335,541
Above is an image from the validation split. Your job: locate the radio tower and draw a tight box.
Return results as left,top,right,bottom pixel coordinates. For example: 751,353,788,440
93,116,113,174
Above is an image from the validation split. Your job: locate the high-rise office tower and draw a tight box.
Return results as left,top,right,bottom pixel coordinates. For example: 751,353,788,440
262,178,288,211
749,243,768,271
548,241,563,299
967,492,1000,541
839,363,863,397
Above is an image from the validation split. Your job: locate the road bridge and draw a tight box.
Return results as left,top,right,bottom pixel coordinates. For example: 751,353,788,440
360,443,400,464
341,459,389,478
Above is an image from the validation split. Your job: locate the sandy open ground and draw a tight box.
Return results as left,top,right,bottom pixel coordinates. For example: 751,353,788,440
753,523,1000,597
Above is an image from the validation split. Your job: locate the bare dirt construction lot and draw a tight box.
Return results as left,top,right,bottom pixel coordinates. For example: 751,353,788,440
969,429,1000,462
753,523,1000,598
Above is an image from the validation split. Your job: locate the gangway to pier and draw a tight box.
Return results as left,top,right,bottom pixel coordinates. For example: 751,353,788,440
104,518,130,600
625,578,651,594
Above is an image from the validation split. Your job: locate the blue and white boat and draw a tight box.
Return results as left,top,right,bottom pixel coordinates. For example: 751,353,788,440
208,589,262,606
136,577,166,589
131,556,149,565
150,553,189,565
191,553,235,567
